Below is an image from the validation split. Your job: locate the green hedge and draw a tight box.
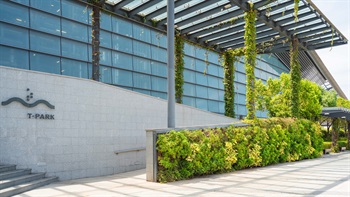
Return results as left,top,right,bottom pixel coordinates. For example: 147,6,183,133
156,118,323,182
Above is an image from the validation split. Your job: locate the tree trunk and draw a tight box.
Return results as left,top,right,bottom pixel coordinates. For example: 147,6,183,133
332,118,339,150
91,0,105,81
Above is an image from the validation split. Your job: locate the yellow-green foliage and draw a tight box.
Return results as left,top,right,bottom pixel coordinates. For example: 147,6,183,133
256,73,322,120
156,118,323,182
337,97,350,109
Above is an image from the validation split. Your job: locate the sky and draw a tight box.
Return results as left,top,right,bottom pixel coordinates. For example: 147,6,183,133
311,0,350,99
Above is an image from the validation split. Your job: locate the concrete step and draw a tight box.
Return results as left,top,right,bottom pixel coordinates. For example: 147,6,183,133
0,173,46,190
0,165,16,173
0,169,31,180
0,176,58,197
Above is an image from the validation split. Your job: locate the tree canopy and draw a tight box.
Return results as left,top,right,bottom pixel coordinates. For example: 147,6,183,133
256,73,322,120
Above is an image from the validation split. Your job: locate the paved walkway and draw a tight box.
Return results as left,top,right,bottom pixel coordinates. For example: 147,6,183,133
17,152,349,197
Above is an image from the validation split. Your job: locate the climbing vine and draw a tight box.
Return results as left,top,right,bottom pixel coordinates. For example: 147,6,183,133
290,37,301,118
244,2,257,120
294,0,300,21
222,48,244,118
175,34,185,104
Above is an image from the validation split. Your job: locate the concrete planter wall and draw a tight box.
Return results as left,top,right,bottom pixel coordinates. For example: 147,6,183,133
0,66,236,180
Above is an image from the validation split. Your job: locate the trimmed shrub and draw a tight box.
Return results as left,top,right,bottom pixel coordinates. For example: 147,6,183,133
156,118,323,182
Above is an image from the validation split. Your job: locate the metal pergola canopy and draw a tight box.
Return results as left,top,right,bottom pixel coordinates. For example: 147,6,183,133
321,107,350,121
101,0,348,53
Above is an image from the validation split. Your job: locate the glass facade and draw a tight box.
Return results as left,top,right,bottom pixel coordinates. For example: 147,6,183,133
0,0,289,118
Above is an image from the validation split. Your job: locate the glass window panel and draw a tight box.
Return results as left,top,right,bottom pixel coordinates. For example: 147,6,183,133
184,70,196,83
0,1,29,27
0,23,29,49
0,46,29,69
112,68,133,86
151,31,166,47
238,94,246,105
207,52,219,64
151,92,167,100
184,56,195,70
101,12,112,31
30,31,60,55
112,51,132,70
10,0,29,5
30,52,60,74
62,0,88,23
112,17,132,37
208,100,219,113
133,24,150,42
236,62,245,72
184,43,195,57
133,40,150,58
196,86,208,99
100,30,111,48
207,64,219,76
238,105,247,116
133,88,150,95
236,72,246,83
30,0,61,15
151,62,167,77
88,63,92,79
112,34,132,53
219,102,224,114
62,19,88,42
151,46,166,62
183,97,195,107
62,38,88,61
208,76,219,88
236,83,246,94
195,60,206,72
61,58,88,78
133,73,151,89
99,48,111,66
195,47,207,60
195,73,207,86
183,83,195,96
100,66,112,83
218,78,224,90
133,57,151,74
218,66,224,78
218,90,224,101
151,77,167,92
30,10,60,35
196,98,208,111
208,88,219,100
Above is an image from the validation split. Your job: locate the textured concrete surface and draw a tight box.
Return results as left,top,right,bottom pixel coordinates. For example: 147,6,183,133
0,66,236,180
16,152,350,197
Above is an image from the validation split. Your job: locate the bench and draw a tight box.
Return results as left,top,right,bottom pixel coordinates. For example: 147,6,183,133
323,149,331,154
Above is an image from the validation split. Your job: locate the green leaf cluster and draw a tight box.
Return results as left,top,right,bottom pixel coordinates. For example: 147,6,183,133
336,97,350,109
255,73,322,120
321,90,337,107
244,5,257,120
222,48,244,118
290,38,301,118
175,34,185,103
156,118,323,182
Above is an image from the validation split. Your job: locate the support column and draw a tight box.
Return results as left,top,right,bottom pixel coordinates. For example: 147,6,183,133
167,0,175,128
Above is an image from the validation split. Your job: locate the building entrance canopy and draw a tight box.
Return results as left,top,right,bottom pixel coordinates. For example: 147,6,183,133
321,107,350,121
102,0,348,53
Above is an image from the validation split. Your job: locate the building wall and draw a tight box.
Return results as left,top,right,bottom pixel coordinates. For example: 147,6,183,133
0,0,289,118
0,66,236,180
